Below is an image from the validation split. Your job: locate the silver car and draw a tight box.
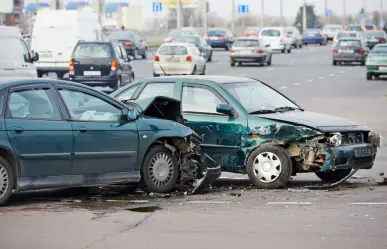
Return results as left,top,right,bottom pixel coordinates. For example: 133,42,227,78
323,24,343,41
285,27,303,48
230,37,272,66
332,37,368,66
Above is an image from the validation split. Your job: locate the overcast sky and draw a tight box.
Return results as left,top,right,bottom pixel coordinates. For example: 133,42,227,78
26,0,383,20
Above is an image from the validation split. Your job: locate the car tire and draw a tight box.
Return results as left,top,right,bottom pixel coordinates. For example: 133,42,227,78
37,70,44,78
153,72,160,77
246,145,292,189
142,48,148,59
374,74,379,79
207,52,212,62
304,43,308,46
320,43,323,46
112,77,122,91
315,169,352,183
140,145,179,193
230,61,235,67
287,48,291,53
225,43,230,51
134,49,139,59
332,60,337,66
361,60,365,66
366,72,372,80
298,43,303,48
266,55,272,66
281,48,285,53
0,157,14,206
200,65,206,75
56,72,65,79
191,66,197,75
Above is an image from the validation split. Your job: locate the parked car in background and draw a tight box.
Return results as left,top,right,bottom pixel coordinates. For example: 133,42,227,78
172,35,213,62
242,27,261,37
285,26,303,48
323,24,343,41
153,43,206,76
345,24,364,32
112,75,381,189
204,28,235,51
302,29,328,46
69,41,134,91
229,37,272,66
364,30,387,49
108,30,148,59
0,26,39,78
332,38,368,66
0,78,220,206
366,44,387,80
31,9,103,79
259,27,292,53
364,24,377,31
332,31,363,49
164,29,199,43
102,26,121,37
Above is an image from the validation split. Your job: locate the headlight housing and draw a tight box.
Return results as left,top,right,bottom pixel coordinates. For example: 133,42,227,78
328,132,342,147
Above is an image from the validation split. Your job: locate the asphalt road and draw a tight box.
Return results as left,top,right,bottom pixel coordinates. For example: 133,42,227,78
3,44,387,249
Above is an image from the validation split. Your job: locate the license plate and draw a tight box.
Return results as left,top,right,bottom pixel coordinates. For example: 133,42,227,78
83,71,101,76
343,50,354,53
379,66,387,70
210,36,219,40
307,34,315,37
354,146,374,157
165,57,180,62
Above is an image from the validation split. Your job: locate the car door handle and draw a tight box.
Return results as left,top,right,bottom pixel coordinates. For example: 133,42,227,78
75,127,88,133
11,126,24,134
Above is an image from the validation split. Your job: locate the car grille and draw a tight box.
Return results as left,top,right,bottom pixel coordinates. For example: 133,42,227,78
341,131,365,144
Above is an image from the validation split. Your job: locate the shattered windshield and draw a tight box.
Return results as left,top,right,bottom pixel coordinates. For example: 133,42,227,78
222,81,299,113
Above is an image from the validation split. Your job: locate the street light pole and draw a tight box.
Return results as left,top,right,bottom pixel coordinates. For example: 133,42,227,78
280,0,283,26
381,0,384,23
231,0,235,34
343,0,346,26
177,0,182,28
36,0,39,12
203,0,207,34
324,0,328,24
261,0,264,28
302,0,307,32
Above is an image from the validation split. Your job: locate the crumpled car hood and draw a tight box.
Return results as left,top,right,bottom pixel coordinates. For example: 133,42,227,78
254,110,370,132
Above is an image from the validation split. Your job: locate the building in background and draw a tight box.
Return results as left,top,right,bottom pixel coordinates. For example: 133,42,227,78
103,2,143,30
2,0,24,29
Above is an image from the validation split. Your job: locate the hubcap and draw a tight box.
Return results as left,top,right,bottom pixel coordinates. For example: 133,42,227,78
0,165,9,198
149,153,174,187
252,152,282,183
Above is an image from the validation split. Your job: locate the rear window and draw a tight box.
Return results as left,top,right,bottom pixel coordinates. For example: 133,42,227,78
365,31,384,38
233,40,260,47
73,44,112,58
109,31,135,40
371,46,387,53
305,30,319,34
347,26,361,31
337,33,357,38
168,30,195,37
158,46,188,55
261,29,281,36
338,40,361,47
173,36,200,45
365,25,374,30
207,30,226,36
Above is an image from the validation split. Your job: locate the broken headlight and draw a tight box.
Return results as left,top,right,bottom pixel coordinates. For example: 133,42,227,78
369,132,383,148
328,132,342,147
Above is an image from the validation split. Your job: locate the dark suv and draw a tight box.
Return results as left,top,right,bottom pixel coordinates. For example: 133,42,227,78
69,41,134,91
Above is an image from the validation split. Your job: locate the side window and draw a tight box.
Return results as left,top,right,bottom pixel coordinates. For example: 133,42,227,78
0,90,6,116
182,85,227,114
190,45,200,56
20,40,31,63
119,46,128,60
59,89,122,122
137,82,175,100
115,45,123,59
115,84,140,101
7,88,61,120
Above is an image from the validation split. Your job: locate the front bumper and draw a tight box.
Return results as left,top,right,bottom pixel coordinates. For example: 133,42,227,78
366,65,387,74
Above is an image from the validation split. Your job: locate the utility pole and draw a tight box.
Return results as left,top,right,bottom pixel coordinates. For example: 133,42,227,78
177,0,182,28
261,0,264,28
302,0,307,32
343,0,346,26
280,0,283,26
324,0,328,24
231,0,235,33
203,0,208,34
381,0,384,24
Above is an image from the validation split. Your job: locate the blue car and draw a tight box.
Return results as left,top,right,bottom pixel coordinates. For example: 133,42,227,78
205,28,235,50
302,29,328,46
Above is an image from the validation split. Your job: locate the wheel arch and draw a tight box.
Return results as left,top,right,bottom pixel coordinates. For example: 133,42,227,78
244,141,291,168
0,146,19,190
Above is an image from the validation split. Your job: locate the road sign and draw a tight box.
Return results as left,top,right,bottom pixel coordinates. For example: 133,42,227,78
152,2,162,12
380,20,385,26
237,5,248,14
325,9,332,17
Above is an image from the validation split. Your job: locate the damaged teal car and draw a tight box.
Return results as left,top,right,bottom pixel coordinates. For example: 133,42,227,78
112,75,382,189
0,78,220,206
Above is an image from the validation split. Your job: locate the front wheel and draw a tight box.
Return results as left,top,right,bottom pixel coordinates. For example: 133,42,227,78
140,145,179,193
332,60,337,66
315,169,352,183
366,72,372,80
246,145,292,189
266,55,272,66
142,48,148,59
0,157,14,206
287,48,291,53
298,43,303,48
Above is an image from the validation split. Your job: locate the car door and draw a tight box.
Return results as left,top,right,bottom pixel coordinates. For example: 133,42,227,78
118,45,133,85
113,44,130,84
180,83,247,171
4,84,73,189
190,45,205,72
56,84,139,179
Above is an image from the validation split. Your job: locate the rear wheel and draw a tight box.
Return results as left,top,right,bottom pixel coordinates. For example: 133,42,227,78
200,65,206,75
191,66,197,75
298,43,303,48
374,74,380,79
207,52,212,62
281,48,285,53
142,48,148,59
56,72,65,79
320,43,323,46
225,43,230,51
332,60,337,66
366,72,372,80
0,157,14,206
361,60,365,66
266,55,272,66
112,77,122,91
315,169,352,183
287,48,291,53
37,70,44,78
230,61,235,67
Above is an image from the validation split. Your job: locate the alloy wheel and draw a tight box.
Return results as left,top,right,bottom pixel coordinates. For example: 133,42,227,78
148,152,174,188
0,165,9,199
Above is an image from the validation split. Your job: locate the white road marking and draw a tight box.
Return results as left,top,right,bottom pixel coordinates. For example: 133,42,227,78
279,86,287,89
306,79,313,82
318,76,325,79
340,70,345,73
347,68,353,71
323,56,329,59
187,201,230,204
147,60,153,63
294,82,302,85
329,74,335,76
239,73,247,76
351,202,387,205
267,67,275,70
267,202,312,205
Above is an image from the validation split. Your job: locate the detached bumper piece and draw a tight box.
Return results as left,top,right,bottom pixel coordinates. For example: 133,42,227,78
192,154,221,194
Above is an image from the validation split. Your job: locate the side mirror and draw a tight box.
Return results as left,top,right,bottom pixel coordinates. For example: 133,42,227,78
216,103,233,116
265,44,270,48
33,52,39,62
125,109,138,121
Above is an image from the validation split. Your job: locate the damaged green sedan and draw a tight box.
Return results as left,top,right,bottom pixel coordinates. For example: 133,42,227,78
112,76,382,189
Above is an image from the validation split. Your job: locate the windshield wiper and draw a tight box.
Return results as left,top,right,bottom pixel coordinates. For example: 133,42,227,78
249,109,277,114
275,106,304,112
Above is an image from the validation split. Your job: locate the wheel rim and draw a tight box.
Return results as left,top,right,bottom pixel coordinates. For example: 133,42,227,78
0,165,9,198
148,152,174,187
252,152,282,183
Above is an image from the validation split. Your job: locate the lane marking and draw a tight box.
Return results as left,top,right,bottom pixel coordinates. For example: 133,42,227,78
294,82,302,85
187,201,230,204
279,86,287,89
267,202,312,205
239,73,247,76
306,79,313,82
340,70,344,73
318,76,325,79
347,68,352,71
267,67,275,70
351,202,387,205
329,74,335,76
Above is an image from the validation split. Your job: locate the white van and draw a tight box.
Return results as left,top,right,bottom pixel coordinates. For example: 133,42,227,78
0,26,39,78
31,9,102,78
259,27,292,53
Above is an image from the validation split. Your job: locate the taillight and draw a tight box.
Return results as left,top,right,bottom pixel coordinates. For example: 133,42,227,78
257,49,263,54
242,33,247,37
69,60,74,72
230,49,235,53
154,55,160,62
318,34,322,38
333,49,338,53
280,38,284,42
186,56,192,62
381,38,386,43
220,35,227,40
203,35,208,39
111,60,117,72
361,27,365,32
359,48,365,54
123,41,133,46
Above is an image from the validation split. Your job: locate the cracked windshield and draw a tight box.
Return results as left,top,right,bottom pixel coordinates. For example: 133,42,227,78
0,0,386,248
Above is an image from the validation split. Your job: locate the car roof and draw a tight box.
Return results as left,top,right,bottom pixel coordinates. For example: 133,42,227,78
144,75,256,84
161,42,191,46
337,37,362,40
77,41,112,45
0,78,94,90
235,37,260,40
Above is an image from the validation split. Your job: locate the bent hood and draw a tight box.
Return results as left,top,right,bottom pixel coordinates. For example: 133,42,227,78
254,110,370,132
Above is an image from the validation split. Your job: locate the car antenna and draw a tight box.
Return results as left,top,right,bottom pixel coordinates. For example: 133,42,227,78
148,47,168,76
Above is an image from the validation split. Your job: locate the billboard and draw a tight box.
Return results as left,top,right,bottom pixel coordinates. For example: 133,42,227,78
0,0,13,13
160,0,199,8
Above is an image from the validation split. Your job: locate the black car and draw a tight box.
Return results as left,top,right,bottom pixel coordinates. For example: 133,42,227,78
109,31,148,59
205,28,235,50
69,41,134,91
172,35,213,62
365,30,387,49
